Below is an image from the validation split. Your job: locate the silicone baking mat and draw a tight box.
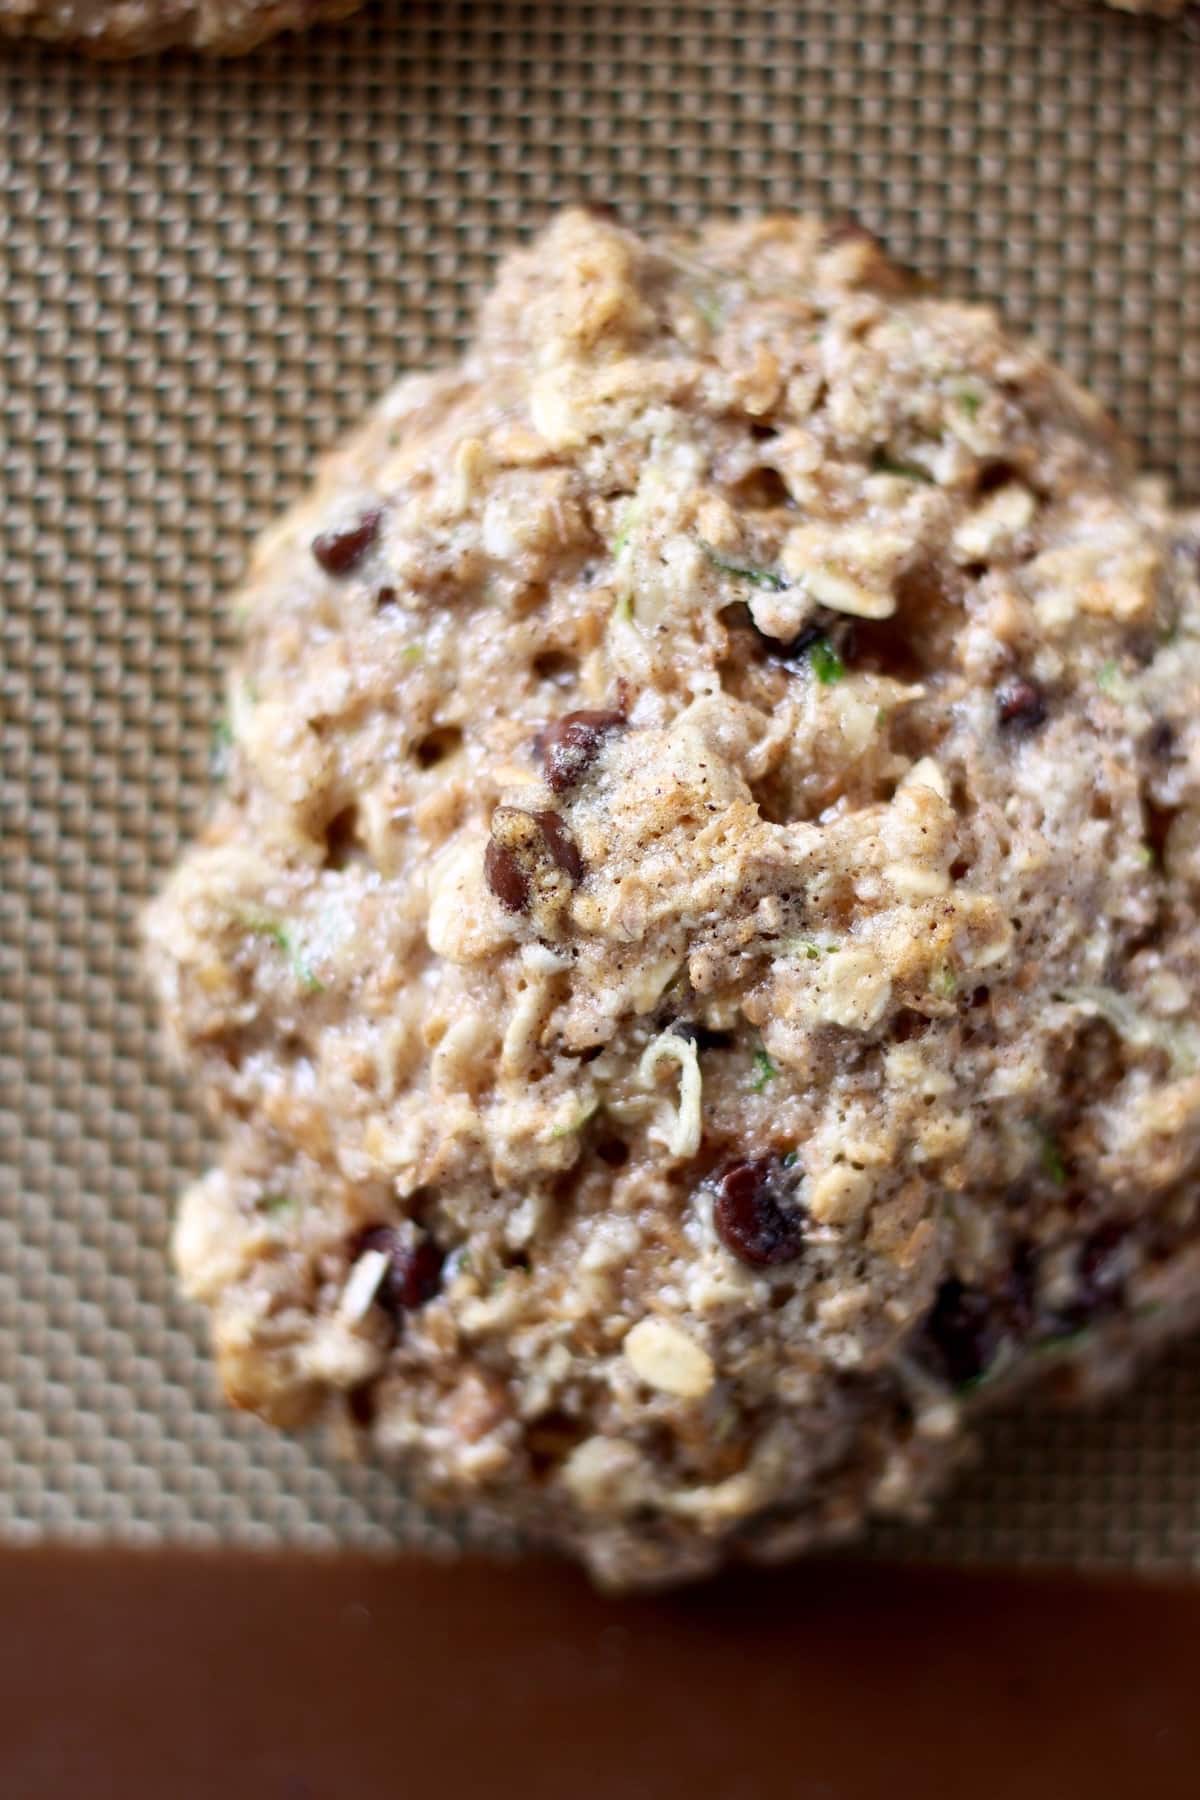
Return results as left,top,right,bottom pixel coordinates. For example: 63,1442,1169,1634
2,0,1199,1563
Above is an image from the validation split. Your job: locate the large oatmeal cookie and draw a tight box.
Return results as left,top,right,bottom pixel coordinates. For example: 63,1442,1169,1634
147,210,1200,1587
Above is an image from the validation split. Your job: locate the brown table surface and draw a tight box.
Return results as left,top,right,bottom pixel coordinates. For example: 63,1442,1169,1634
2,1546,1198,1798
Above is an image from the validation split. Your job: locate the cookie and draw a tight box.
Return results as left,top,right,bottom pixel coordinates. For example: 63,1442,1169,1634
0,0,360,54
147,210,1200,1587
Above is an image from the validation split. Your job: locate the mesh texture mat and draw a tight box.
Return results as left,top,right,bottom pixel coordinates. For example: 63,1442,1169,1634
3,0,1200,1563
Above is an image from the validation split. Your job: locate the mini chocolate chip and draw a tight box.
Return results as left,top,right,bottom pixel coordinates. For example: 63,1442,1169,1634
375,585,398,610
922,1277,999,1387
595,1136,630,1168
312,507,382,576
671,1020,735,1051
714,1159,806,1267
996,676,1046,732
541,708,626,793
485,837,531,912
532,809,584,881
353,1224,445,1317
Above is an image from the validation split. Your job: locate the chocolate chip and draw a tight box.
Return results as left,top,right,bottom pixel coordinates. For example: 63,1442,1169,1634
485,837,531,912
486,806,585,911
312,507,382,576
996,676,1046,732
671,1020,735,1051
921,1277,1000,1387
375,585,398,610
713,1160,806,1267
541,708,627,793
353,1224,445,1317
532,809,584,881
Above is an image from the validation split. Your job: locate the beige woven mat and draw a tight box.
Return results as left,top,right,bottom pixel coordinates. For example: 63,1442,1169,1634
3,0,1200,1565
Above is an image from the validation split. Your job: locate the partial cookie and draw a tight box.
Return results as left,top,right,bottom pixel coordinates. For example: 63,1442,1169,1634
1096,1,1187,13
0,0,360,54
147,210,1200,1588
